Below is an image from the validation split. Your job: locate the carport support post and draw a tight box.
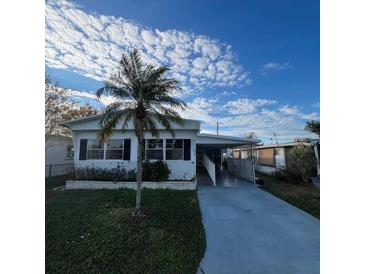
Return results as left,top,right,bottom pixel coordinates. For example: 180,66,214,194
251,145,256,185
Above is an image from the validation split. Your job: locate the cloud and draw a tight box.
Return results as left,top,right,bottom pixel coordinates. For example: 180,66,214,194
311,102,320,108
180,97,218,125
66,89,116,106
260,62,293,75
278,105,319,120
65,87,319,143
181,97,319,142
224,98,277,114
45,0,251,95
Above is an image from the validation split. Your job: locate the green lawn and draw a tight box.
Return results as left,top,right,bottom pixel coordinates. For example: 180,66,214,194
46,181,206,273
45,174,74,190
257,172,320,219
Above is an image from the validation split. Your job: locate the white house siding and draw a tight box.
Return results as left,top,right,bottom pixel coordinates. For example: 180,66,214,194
45,136,74,177
72,129,197,180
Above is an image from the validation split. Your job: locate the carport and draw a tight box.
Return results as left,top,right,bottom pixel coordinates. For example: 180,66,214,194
195,133,260,186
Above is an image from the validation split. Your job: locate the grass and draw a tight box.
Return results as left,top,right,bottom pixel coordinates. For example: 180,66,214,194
45,174,74,190
257,172,320,219
46,180,206,274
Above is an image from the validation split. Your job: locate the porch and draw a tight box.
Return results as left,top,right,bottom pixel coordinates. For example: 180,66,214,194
197,169,252,188
195,133,260,187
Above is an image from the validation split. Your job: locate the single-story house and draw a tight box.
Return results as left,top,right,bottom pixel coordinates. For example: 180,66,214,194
251,142,311,173
45,135,75,177
61,115,260,185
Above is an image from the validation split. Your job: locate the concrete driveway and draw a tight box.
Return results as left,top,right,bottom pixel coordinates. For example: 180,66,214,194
197,174,320,274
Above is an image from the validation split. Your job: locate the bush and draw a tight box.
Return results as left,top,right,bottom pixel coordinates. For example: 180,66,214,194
143,160,171,182
273,144,316,184
75,165,136,182
272,167,302,184
75,161,171,182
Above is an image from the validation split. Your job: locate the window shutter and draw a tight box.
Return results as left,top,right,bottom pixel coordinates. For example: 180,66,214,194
183,139,191,160
142,139,145,160
79,139,88,160
123,139,131,160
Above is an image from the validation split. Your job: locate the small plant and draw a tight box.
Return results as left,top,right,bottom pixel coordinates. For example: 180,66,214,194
75,162,170,182
75,165,136,182
142,161,171,182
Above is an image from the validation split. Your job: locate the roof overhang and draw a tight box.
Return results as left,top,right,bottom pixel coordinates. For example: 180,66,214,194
60,115,201,131
196,133,260,148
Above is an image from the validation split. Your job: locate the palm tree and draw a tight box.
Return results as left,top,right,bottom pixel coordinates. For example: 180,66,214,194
96,49,186,216
305,120,320,136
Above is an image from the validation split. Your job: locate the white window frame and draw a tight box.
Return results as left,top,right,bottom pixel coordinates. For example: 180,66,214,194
105,139,124,160
86,139,105,160
165,139,184,160
144,139,164,161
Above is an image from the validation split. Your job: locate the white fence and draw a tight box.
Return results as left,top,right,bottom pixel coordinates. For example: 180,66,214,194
203,154,216,185
227,158,254,182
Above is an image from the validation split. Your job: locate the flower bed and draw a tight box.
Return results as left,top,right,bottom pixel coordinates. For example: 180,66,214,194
66,180,197,190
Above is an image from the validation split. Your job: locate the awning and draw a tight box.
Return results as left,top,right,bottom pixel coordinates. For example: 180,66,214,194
196,133,260,148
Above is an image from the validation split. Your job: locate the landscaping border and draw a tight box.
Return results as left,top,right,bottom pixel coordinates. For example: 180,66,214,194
66,180,197,190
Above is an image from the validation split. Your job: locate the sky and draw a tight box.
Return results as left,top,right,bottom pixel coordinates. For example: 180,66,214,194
45,0,320,143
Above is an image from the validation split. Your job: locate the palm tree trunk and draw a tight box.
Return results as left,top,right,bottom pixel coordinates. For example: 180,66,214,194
135,138,143,210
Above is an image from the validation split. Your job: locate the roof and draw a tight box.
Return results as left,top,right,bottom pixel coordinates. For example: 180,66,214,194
253,141,311,150
197,133,260,147
60,114,201,131
60,114,103,126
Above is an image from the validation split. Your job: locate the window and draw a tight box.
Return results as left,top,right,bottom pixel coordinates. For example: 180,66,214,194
145,139,163,160
86,139,104,159
66,144,74,159
106,139,123,159
166,139,183,160
258,148,275,166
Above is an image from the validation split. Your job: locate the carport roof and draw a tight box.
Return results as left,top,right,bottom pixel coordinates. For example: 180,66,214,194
196,133,260,148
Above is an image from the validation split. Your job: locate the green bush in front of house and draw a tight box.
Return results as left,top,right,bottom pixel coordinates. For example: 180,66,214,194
142,160,171,182
74,161,171,182
272,144,316,184
75,165,136,182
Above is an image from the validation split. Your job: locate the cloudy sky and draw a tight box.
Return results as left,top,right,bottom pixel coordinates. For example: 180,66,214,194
45,0,320,143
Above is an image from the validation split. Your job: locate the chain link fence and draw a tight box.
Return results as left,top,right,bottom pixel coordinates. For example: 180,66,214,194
46,163,75,178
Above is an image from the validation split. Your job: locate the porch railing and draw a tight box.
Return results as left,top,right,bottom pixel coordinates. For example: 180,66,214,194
203,154,216,186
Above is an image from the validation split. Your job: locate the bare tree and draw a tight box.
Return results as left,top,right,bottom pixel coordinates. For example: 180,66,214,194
244,131,256,139
45,75,99,140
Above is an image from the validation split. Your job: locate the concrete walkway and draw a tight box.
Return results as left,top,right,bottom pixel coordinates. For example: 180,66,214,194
197,175,320,274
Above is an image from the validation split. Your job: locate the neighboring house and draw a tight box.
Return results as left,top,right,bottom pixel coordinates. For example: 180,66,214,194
311,139,320,176
61,115,260,185
45,135,75,177
252,142,311,174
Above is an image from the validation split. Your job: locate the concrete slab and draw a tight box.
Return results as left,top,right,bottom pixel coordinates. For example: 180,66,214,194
197,176,319,274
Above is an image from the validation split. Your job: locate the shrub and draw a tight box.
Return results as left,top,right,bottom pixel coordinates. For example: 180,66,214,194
273,144,316,184
75,161,170,182
75,165,136,182
142,160,171,182
272,167,302,184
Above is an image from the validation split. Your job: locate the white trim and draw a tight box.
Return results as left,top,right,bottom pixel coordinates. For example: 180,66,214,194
203,154,216,186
